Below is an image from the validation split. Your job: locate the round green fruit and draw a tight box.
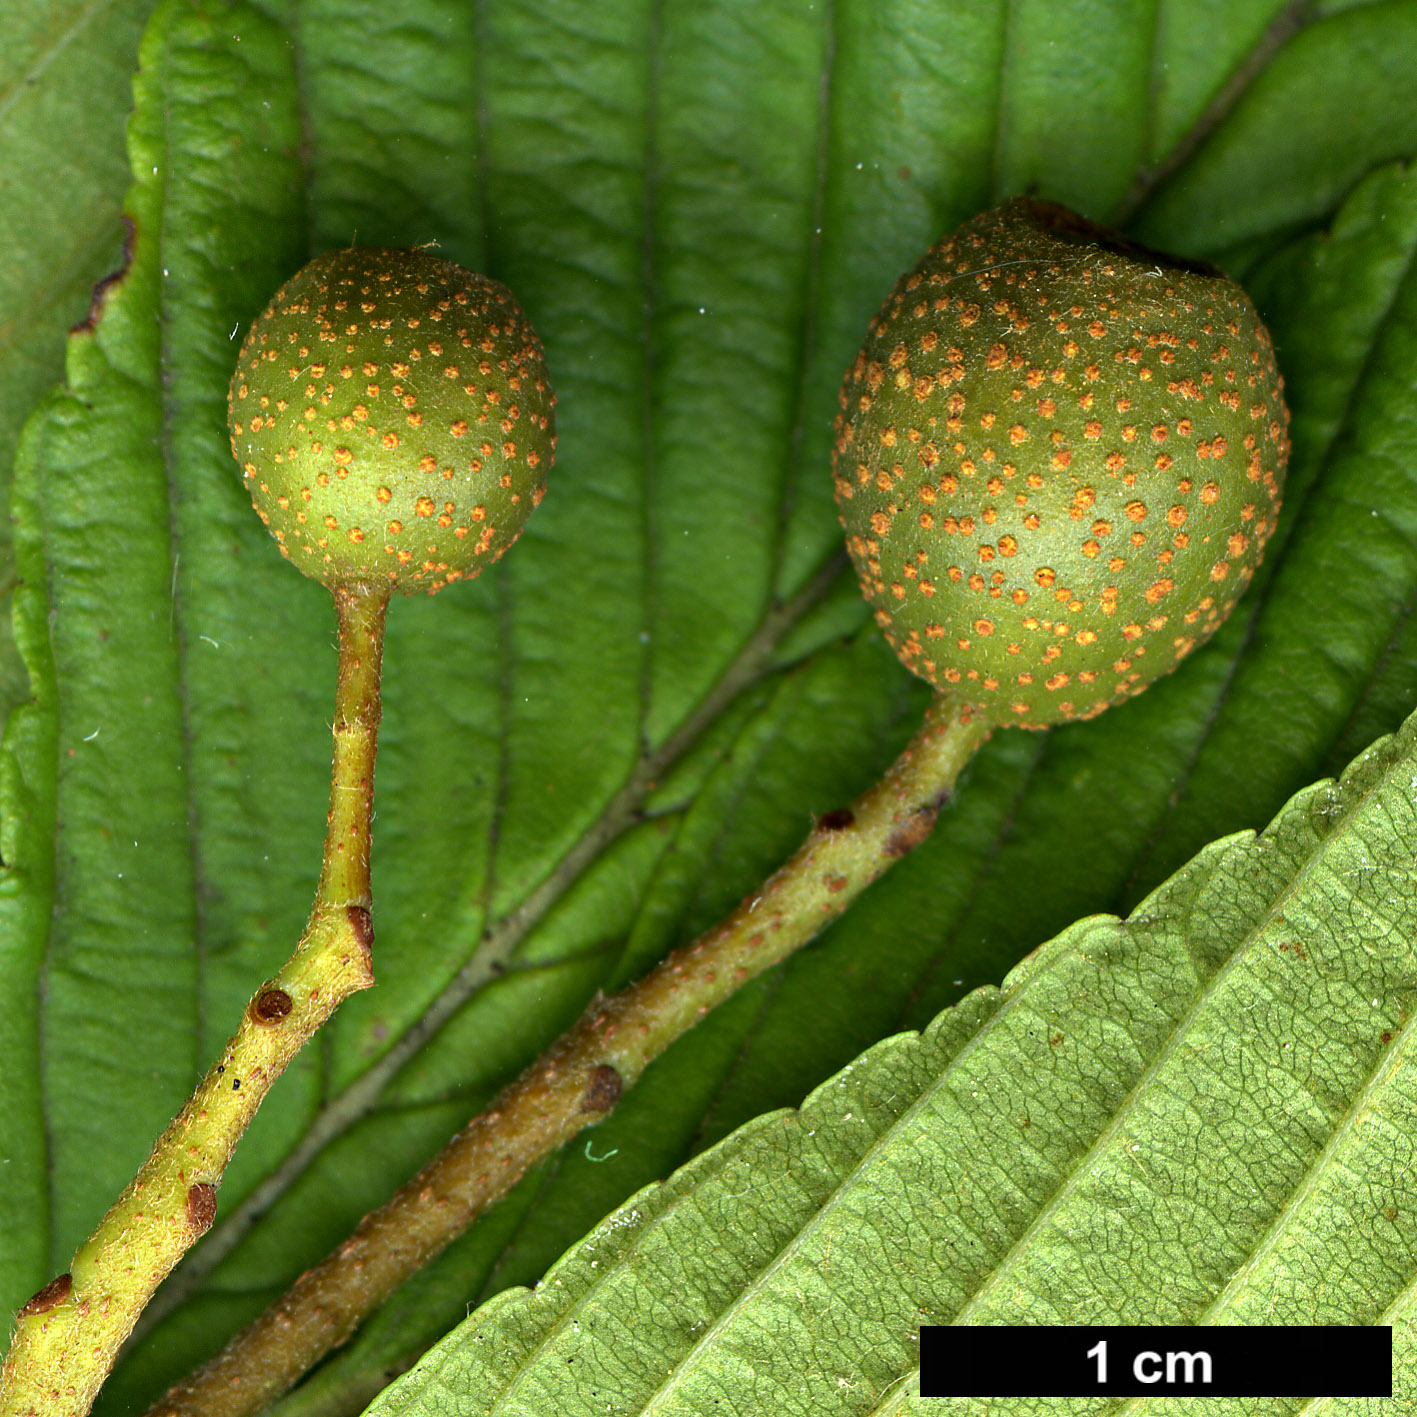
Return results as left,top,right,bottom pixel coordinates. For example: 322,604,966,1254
229,246,555,595
833,198,1289,729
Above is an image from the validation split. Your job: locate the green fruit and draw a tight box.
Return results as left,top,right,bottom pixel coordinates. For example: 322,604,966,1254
229,246,555,595
833,198,1289,729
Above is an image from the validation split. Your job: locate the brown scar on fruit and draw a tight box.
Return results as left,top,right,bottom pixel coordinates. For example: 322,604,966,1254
70,215,137,336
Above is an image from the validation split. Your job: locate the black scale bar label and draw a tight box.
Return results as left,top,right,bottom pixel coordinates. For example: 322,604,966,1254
919,1325,1392,1397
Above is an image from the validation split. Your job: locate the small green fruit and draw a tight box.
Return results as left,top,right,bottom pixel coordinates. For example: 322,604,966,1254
229,246,556,594
833,199,1289,728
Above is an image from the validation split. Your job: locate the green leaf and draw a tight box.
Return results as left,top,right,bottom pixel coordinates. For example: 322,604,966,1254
0,0,151,719
2,2,1416,1413
1132,0,1417,257
365,705,1417,1415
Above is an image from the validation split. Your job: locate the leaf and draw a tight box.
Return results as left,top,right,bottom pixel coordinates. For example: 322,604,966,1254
0,0,151,719
364,706,1417,1416
0,0,147,470
1,2,1416,1414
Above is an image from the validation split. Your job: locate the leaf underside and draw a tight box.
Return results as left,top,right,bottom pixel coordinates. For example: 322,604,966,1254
0,2,1414,1414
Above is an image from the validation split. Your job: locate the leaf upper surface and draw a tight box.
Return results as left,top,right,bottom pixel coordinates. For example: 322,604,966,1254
0,0,150,720
1,2,1415,1412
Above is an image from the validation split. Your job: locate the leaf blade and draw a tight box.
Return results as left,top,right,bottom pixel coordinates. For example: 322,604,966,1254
5,3,1417,1412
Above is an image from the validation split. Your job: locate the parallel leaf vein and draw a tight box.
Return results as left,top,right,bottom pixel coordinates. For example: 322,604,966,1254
957,763,1405,1325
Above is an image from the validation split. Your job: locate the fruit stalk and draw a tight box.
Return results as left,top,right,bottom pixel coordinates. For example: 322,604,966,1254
0,587,390,1417
321,586,389,911
147,694,989,1417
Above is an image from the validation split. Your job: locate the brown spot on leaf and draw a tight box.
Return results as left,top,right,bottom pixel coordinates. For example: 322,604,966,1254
71,216,136,336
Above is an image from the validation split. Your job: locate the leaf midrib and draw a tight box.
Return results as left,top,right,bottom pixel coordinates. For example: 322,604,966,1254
0,0,123,126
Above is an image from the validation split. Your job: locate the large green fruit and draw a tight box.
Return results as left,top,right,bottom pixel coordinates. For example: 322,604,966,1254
833,199,1288,728
229,246,555,595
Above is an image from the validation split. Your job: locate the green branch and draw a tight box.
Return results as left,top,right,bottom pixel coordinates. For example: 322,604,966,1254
147,694,989,1417
126,553,846,1348
0,586,390,1417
